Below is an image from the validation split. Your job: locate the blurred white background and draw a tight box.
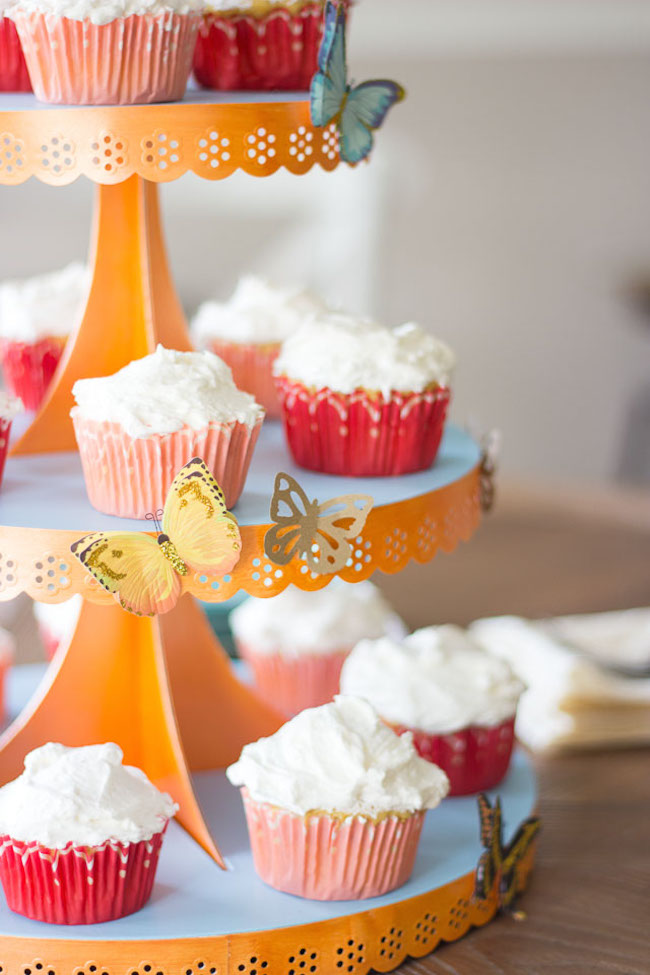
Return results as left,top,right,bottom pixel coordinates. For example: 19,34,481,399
1,0,649,484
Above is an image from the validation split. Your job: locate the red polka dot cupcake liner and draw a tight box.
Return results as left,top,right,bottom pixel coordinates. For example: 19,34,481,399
237,639,350,715
193,2,346,91
0,17,31,91
0,824,168,924
391,717,517,796
0,336,66,411
274,376,451,476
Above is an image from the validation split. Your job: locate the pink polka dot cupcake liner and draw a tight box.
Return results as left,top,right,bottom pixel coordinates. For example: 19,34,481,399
274,376,451,476
206,339,283,419
71,412,263,518
0,824,168,924
11,11,200,105
237,640,350,715
390,717,517,796
0,17,31,91
193,2,347,91
0,336,66,411
241,789,425,900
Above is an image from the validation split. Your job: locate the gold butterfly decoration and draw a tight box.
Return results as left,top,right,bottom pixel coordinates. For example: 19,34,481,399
71,458,241,617
264,472,373,575
478,430,500,514
474,793,540,915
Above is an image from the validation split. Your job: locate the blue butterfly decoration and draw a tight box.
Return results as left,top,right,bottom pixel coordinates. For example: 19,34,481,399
310,0,405,164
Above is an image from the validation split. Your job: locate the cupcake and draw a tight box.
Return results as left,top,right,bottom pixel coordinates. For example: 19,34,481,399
273,314,455,476
0,392,21,487
340,625,524,796
0,6,30,91
227,695,449,900
230,579,405,715
71,345,264,518
0,742,177,924
193,0,347,92
192,276,327,419
8,0,203,105
0,263,88,411
34,594,82,660
0,627,15,725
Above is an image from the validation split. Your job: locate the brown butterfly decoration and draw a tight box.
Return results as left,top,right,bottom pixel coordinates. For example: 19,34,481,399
478,430,500,514
264,472,373,575
474,793,540,914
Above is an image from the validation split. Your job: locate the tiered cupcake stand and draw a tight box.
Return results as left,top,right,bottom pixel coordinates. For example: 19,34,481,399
0,90,538,973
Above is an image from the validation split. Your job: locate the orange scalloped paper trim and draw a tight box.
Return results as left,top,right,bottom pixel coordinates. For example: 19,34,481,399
0,99,343,186
0,466,481,604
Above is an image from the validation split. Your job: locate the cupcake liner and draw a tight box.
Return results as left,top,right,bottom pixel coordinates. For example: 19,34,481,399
391,717,516,796
71,412,263,517
241,790,424,900
194,3,334,91
11,11,200,105
0,825,167,924
0,416,12,491
207,339,282,419
0,336,66,411
237,640,350,715
0,17,31,91
275,377,451,476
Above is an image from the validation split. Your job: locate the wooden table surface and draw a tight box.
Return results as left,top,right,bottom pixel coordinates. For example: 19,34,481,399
380,480,650,975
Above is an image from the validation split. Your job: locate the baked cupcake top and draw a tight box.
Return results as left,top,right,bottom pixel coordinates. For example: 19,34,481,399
71,345,264,437
204,0,317,14
0,742,178,848
340,625,525,734
192,276,327,347
273,314,455,397
230,579,405,658
0,262,88,343
6,0,205,26
226,695,450,817
0,391,22,421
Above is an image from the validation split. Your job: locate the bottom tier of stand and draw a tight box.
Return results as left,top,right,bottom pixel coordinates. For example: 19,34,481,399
0,666,538,974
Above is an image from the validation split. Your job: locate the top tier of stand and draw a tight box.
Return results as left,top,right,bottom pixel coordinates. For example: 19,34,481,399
0,90,343,185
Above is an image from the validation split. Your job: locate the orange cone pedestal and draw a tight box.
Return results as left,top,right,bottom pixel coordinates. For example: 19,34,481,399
0,596,284,865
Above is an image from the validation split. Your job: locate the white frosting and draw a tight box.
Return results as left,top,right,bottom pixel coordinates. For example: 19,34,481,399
192,276,327,347
0,262,88,343
273,314,455,397
71,345,263,437
34,594,82,643
227,696,449,817
0,743,178,848
340,625,524,734
7,0,204,26
0,391,22,420
230,580,405,658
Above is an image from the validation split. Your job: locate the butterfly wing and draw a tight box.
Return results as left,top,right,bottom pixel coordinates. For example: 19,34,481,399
340,80,405,163
264,472,317,565
309,494,373,573
311,1,347,126
71,532,180,617
162,458,241,577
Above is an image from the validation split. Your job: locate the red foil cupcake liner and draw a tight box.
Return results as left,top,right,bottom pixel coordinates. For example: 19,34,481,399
241,790,424,900
0,17,31,91
237,640,350,715
275,377,451,476
207,339,282,419
0,826,167,924
392,717,516,796
194,2,340,91
0,336,66,411
71,413,263,517
12,11,200,105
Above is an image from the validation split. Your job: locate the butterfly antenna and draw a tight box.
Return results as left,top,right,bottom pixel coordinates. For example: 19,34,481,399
145,509,164,534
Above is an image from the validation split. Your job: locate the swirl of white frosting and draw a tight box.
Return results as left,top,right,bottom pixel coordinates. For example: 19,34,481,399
6,0,205,26
0,262,89,343
226,696,450,816
0,743,178,847
230,580,405,658
0,391,22,420
192,276,327,346
340,625,525,734
71,345,263,437
273,314,455,397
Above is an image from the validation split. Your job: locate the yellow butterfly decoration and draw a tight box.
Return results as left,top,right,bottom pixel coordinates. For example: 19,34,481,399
474,793,540,915
71,458,241,617
264,472,373,575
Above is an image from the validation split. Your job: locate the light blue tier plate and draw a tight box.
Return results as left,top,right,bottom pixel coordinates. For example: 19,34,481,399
1,665,536,946
0,89,310,112
0,422,480,532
